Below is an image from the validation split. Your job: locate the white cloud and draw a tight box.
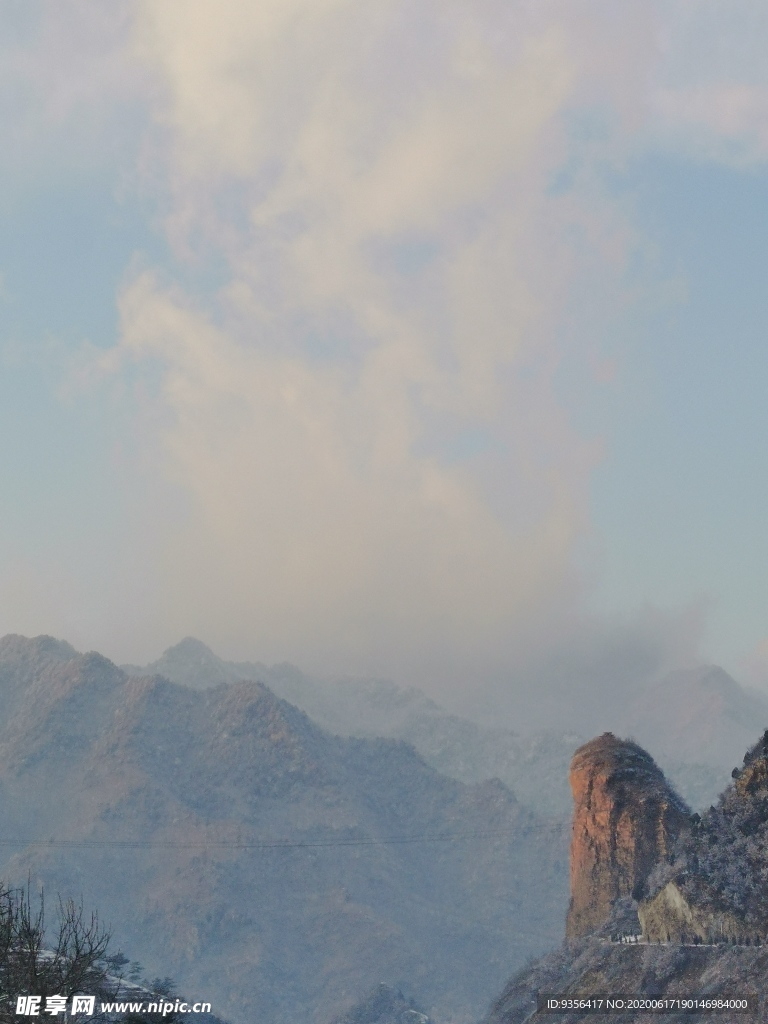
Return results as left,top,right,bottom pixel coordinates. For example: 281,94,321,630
113,264,592,681
6,0,768,686
101,0,621,682
59,0,768,682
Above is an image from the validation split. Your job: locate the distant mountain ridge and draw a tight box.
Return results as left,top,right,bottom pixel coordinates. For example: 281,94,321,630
624,665,768,768
124,639,768,813
123,638,583,815
0,634,569,1024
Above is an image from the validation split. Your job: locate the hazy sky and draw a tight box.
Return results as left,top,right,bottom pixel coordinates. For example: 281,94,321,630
1,1,768,702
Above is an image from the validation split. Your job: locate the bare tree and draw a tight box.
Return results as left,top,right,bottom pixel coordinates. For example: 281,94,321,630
0,884,180,1022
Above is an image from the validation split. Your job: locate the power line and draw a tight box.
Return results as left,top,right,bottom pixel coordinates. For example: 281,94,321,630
0,822,571,852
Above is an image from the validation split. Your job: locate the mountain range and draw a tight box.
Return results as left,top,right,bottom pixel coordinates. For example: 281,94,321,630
126,638,768,814
0,634,568,1024
1,632,766,1022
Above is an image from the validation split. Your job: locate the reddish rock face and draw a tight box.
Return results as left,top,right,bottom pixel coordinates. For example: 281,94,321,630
566,732,690,939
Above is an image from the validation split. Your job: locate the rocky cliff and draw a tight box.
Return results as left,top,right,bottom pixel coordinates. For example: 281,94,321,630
566,733,690,938
486,728,768,1023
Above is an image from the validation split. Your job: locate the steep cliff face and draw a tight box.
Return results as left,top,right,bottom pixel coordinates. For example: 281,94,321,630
487,729,768,1024
567,733,690,938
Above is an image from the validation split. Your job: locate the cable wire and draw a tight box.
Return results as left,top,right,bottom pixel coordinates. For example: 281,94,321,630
0,822,571,852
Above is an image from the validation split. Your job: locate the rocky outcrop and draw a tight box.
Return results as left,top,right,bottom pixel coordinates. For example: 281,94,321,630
566,733,690,938
639,881,748,944
487,729,768,1024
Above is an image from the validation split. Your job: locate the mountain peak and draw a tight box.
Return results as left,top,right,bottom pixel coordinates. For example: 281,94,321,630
124,637,237,689
624,665,768,769
164,636,216,658
0,633,78,663
567,733,690,939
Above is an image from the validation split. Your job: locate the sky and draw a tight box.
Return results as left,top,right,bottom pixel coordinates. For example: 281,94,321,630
1,1,768,712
